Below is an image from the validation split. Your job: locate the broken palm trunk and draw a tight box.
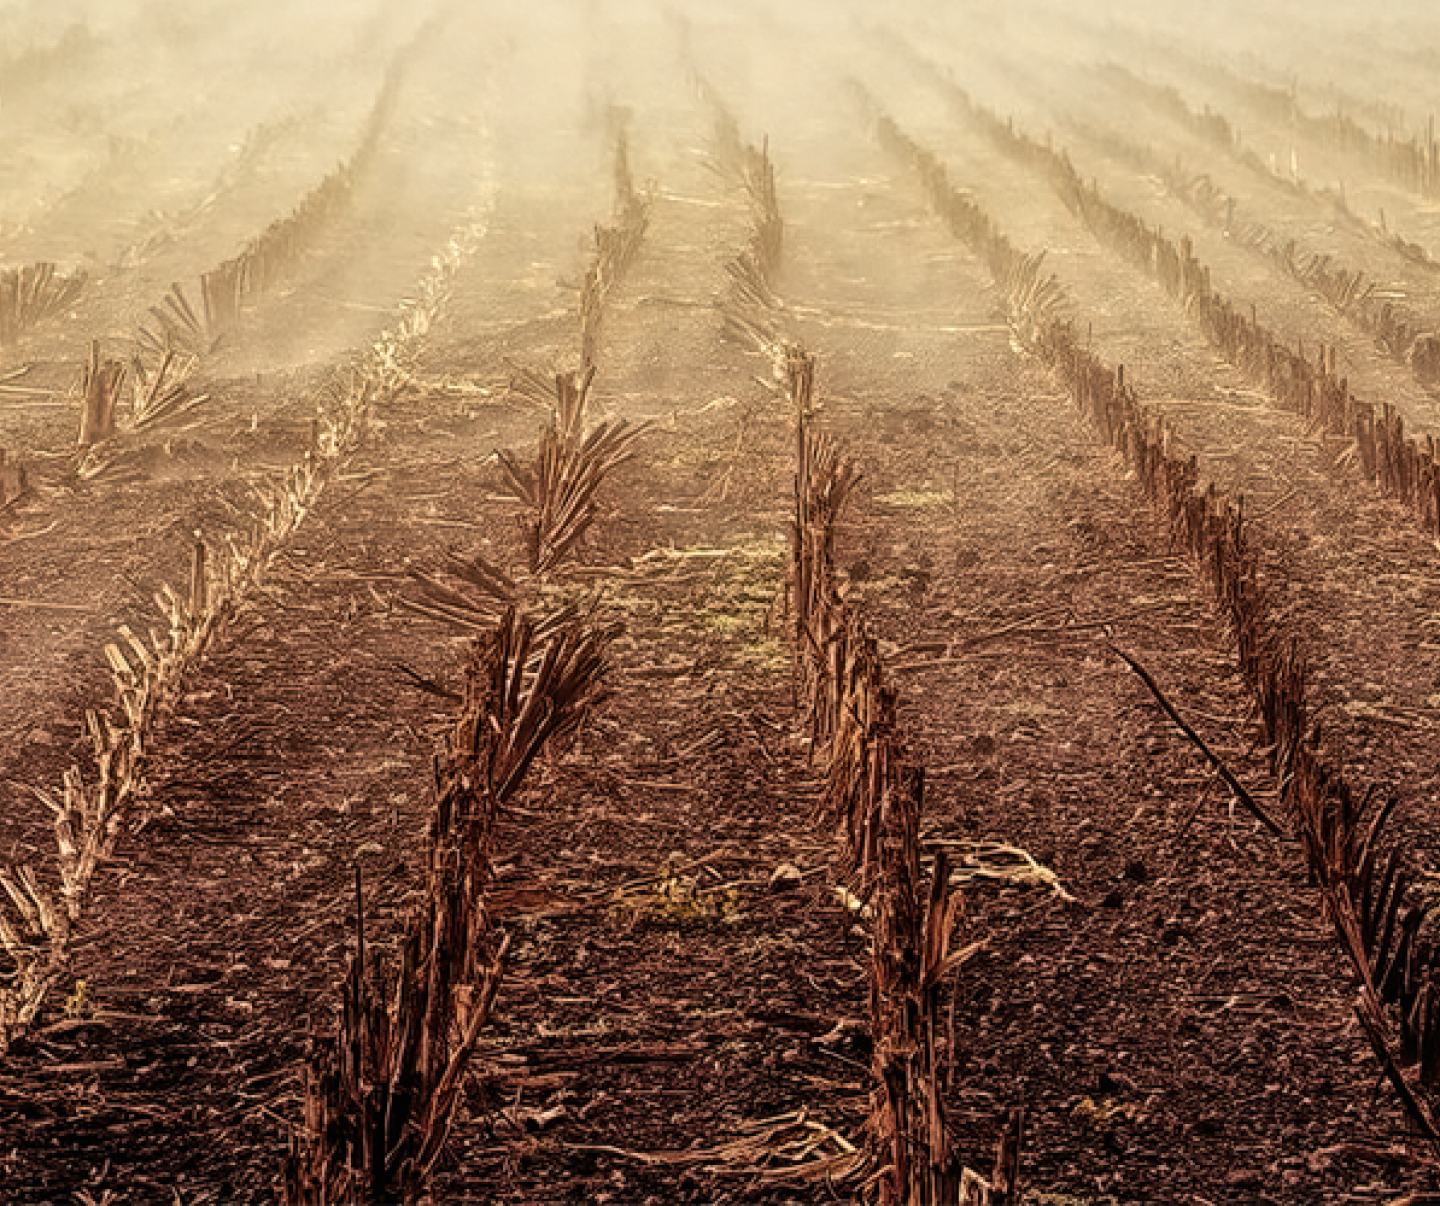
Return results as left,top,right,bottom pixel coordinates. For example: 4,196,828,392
284,866,507,1206
285,608,611,1203
128,349,210,432
76,341,126,447
138,272,240,359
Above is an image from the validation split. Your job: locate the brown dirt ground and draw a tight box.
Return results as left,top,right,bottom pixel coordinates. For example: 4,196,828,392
5,7,1440,1204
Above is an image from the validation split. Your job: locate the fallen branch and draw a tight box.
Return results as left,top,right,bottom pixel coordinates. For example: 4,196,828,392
1111,645,1283,836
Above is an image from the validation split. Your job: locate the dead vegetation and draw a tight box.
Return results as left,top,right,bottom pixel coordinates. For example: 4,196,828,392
691,75,786,353
75,341,126,448
134,36,416,365
2,24,448,505
0,261,85,348
720,137,785,349
1068,119,1440,387
285,607,611,1203
1097,63,1440,271
487,130,651,579
71,340,210,481
497,368,647,574
790,347,1022,1203
119,113,304,268
678,88,1030,1197
579,118,651,371
916,62,1440,541
870,95,1440,1154
138,274,240,359
11,6,1440,1201
1148,49,1440,203
127,348,211,432
286,113,656,1197
0,205,490,1056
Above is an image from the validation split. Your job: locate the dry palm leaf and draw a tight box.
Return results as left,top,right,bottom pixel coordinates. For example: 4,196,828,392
129,349,210,432
0,262,84,346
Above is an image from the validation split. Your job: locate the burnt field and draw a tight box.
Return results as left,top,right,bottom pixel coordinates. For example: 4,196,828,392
5,0,1440,1201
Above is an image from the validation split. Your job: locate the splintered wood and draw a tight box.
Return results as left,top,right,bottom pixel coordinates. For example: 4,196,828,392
286,609,611,1203
0,449,24,513
76,340,125,447
790,332,1017,1203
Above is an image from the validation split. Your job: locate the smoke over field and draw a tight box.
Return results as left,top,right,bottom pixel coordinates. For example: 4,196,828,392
2,0,1440,1200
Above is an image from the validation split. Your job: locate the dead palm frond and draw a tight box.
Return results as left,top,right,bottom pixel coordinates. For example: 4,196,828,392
286,607,611,1204
499,417,647,574
454,605,613,803
72,442,146,485
1001,251,1065,331
740,138,783,276
579,213,649,369
506,363,563,410
128,349,210,433
402,552,518,632
726,247,779,314
498,369,647,574
0,262,85,346
579,126,651,370
722,250,783,354
698,78,747,179
138,277,232,359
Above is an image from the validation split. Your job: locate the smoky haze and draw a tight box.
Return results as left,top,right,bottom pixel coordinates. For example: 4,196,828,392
4,1,1440,1202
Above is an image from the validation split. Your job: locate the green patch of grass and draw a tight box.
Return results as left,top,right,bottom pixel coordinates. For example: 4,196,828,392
701,610,751,635
610,859,742,930
734,635,791,673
